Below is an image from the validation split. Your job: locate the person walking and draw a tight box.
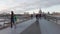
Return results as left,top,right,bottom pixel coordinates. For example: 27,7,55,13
11,11,15,28
31,14,33,19
36,14,39,23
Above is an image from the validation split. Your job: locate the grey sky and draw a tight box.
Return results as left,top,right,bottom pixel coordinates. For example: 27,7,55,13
0,0,40,9
40,0,60,8
0,0,60,13
40,0,60,13
0,0,40,14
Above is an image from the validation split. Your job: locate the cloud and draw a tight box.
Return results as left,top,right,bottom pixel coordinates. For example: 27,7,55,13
0,0,40,14
0,0,60,9
40,0,60,8
0,0,40,11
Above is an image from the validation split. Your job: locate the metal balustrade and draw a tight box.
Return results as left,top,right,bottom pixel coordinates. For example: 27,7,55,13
45,15,60,23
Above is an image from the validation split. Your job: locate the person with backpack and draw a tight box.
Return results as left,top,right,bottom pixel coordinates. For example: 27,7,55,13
11,11,14,28
11,11,18,28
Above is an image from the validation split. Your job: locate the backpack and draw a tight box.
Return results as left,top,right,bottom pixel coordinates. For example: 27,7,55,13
14,16,17,21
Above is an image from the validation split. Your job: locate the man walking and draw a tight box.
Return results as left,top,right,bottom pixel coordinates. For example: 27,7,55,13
36,14,39,23
11,11,15,28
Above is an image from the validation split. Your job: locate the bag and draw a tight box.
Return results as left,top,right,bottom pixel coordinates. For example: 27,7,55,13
14,16,17,22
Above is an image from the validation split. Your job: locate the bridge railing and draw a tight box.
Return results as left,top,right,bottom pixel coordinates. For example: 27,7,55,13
45,15,60,23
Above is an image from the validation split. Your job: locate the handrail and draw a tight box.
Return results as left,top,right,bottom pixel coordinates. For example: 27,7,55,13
45,15,60,23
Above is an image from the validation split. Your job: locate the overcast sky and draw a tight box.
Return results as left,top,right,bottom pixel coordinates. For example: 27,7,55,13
0,0,60,14
40,0,60,13
0,0,40,14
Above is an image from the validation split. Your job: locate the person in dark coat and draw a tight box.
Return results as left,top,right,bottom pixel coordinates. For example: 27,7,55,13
36,14,38,19
11,11,14,28
31,14,33,19
36,14,39,21
36,14,39,24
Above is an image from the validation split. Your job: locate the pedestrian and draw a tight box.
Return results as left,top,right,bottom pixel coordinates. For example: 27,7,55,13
11,11,15,28
36,14,40,25
36,14,39,23
31,14,33,19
